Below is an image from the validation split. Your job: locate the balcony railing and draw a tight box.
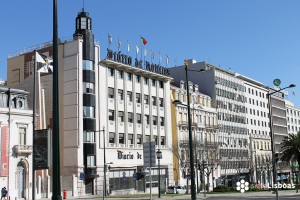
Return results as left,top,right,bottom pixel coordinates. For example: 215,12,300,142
13,145,32,156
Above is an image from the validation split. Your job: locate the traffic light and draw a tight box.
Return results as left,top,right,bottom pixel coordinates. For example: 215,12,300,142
275,153,279,163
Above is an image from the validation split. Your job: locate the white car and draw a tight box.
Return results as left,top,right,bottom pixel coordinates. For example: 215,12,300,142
166,186,187,194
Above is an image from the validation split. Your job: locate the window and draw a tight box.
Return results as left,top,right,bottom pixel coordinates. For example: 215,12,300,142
81,17,87,29
145,115,150,125
87,155,96,167
19,127,26,145
137,114,141,124
145,135,150,142
108,68,114,76
136,75,141,83
144,95,149,104
159,98,164,107
83,82,94,94
127,72,132,81
128,112,133,123
82,60,94,70
118,89,124,101
154,136,158,145
117,70,123,79
153,116,157,125
118,111,124,122
152,79,156,87
136,93,141,103
83,106,95,118
137,135,142,144
160,117,164,126
109,132,115,143
128,134,133,144
109,110,115,121
161,136,165,145
108,88,114,98
127,91,132,102
119,133,125,144
159,81,164,89
144,77,148,85
84,131,95,142
152,96,156,105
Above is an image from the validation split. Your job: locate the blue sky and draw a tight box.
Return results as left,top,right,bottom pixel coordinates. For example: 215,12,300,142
1,0,299,106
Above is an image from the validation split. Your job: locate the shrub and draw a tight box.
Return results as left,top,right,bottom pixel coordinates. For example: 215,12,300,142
213,185,229,192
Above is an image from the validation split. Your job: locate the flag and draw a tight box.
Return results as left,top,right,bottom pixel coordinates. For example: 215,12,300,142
159,52,162,63
118,37,121,49
108,33,112,44
144,48,147,57
127,41,130,52
136,44,139,54
141,36,147,45
151,50,155,60
36,52,53,73
166,54,169,65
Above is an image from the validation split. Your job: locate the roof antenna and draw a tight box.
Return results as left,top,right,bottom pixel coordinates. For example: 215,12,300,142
82,0,85,12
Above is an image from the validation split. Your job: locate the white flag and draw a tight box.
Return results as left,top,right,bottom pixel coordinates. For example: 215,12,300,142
144,48,147,57
118,38,121,49
127,41,130,52
136,45,139,54
36,51,53,73
108,33,112,44
166,54,170,65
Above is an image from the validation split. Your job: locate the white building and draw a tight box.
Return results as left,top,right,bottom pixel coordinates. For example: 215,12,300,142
7,9,174,197
0,88,33,200
286,100,300,135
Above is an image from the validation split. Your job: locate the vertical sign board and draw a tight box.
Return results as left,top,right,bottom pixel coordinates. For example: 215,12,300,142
0,126,9,176
143,141,156,168
33,129,51,170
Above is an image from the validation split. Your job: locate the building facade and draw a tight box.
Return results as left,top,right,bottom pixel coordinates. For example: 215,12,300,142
170,60,250,186
0,88,33,200
170,81,219,191
286,100,300,135
7,9,174,197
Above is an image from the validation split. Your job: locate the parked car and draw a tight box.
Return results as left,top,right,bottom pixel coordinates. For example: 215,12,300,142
166,185,187,194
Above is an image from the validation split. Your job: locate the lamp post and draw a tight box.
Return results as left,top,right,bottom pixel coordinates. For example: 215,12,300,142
267,83,295,200
100,126,107,200
156,149,162,198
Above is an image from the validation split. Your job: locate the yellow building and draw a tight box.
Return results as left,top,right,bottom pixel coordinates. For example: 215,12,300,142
170,80,219,191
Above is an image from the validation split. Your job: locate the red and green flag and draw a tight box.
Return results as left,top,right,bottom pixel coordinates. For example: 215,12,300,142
141,36,147,45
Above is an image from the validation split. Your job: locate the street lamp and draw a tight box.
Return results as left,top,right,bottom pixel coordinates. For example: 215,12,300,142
267,83,295,200
100,126,107,200
156,149,162,198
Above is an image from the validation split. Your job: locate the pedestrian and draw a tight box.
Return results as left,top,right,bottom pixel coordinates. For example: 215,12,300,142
1,187,7,200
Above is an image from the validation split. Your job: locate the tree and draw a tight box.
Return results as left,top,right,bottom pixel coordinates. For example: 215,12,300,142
281,132,300,191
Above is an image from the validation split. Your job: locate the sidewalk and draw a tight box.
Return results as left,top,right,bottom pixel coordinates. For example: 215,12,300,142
40,190,300,200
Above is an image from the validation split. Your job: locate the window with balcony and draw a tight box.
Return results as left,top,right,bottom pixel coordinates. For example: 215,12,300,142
19,127,26,145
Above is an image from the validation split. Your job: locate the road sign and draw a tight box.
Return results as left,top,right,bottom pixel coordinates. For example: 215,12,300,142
79,172,85,180
143,141,156,167
273,79,281,87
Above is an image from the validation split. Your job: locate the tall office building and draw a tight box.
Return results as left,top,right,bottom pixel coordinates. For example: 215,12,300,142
285,100,300,135
170,60,250,185
7,9,174,197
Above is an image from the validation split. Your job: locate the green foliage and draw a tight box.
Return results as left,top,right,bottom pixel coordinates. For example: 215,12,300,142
248,184,260,191
213,185,229,192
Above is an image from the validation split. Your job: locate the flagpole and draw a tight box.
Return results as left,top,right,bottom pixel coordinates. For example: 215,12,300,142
32,50,37,200
52,0,62,199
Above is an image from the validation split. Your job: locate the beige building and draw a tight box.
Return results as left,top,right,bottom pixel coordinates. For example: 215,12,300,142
170,80,219,191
